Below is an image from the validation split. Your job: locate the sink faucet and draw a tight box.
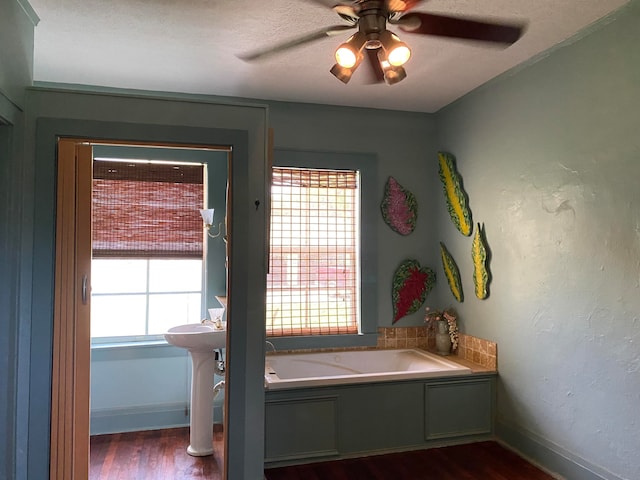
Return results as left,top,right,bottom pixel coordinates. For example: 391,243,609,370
201,318,223,329
265,340,276,353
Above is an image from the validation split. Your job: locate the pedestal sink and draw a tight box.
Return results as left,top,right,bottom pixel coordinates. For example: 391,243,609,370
164,323,226,456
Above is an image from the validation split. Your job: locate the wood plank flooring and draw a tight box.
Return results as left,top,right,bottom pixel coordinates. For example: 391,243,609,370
90,428,557,479
265,441,558,480
90,427,224,480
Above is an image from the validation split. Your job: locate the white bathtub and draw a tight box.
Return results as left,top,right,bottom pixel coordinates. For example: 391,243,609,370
264,348,471,390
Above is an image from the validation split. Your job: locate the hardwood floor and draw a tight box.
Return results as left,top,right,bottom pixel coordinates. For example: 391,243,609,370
90,427,224,480
91,428,556,479
265,441,558,480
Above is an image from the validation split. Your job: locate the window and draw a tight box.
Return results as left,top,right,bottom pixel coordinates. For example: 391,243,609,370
91,258,202,338
91,158,205,342
267,149,378,349
267,167,360,337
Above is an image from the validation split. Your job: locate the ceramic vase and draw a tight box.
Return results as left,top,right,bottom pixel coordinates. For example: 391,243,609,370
435,320,452,356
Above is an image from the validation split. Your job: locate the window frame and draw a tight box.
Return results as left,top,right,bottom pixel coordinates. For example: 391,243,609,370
269,149,378,350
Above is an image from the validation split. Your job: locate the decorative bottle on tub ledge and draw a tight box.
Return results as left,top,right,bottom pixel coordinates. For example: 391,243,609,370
435,320,452,356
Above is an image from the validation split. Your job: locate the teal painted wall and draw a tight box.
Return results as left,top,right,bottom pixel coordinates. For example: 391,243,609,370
0,2,36,479
40,98,440,435
0,117,23,480
4,1,640,479
435,2,640,479
267,102,442,324
0,0,37,108
17,88,440,479
89,345,229,435
22,90,268,480
38,97,440,441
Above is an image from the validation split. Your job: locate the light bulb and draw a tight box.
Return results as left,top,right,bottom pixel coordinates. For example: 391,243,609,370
388,44,411,66
335,47,358,68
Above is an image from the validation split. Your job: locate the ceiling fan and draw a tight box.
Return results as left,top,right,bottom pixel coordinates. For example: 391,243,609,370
239,0,526,85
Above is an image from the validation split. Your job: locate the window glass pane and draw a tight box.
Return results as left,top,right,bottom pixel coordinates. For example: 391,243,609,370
148,259,203,292
91,259,147,294
90,295,147,337
147,293,202,335
91,259,203,340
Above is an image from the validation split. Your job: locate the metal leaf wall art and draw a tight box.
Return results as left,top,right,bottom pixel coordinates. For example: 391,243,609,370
472,223,491,299
440,242,464,303
392,259,435,323
438,152,472,236
381,176,417,236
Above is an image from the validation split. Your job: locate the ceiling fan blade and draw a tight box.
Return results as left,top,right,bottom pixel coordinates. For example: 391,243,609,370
386,0,426,13
334,5,360,22
238,25,356,62
395,12,525,45
304,0,357,8
301,1,361,20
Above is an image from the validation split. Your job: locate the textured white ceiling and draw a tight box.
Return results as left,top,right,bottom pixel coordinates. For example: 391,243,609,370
28,0,629,113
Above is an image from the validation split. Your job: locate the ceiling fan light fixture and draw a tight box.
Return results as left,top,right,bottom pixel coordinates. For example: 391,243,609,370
335,32,367,68
383,65,407,85
380,31,411,67
377,49,407,85
330,62,357,84
335,47,358,68
388,43,411,66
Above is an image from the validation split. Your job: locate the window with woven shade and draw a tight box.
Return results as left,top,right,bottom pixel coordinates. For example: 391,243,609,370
267,167,360,337
92,160,204,258
90,159,206,340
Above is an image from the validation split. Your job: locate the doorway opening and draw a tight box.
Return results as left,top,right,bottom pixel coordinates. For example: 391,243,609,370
51,138,231,479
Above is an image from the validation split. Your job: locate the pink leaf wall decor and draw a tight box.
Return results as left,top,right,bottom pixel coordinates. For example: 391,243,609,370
381,176,417,236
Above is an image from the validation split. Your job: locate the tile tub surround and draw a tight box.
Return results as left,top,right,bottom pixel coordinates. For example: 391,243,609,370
267,327,497,372
376,326,428,349
376,327,497,371
457,333,498,370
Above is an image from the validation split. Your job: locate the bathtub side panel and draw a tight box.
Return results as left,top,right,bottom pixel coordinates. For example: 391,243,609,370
425,378,494,440
265,374,496,466
265,396,339,462
338,382,425,454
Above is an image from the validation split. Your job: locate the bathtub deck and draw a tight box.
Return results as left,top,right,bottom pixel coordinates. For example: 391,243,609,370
89,428,556,479
265,348,472,389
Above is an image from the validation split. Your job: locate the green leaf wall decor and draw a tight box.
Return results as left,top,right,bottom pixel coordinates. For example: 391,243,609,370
392,259,435,323
438,152,472,236
380,176,417,236
440,242,463,303
472,223,491,299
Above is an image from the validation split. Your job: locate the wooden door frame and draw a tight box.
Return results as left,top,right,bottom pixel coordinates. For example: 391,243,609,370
50,139,92,479
50,138,231,479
